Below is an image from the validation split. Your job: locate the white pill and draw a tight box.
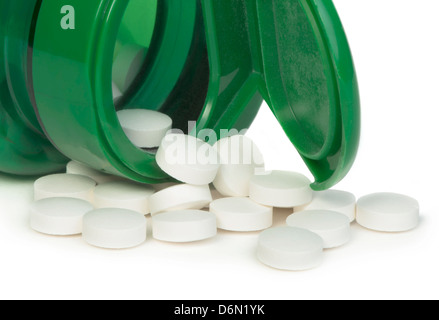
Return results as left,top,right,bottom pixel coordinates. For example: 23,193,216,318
152,210,217,243
82,208,147,249
66,160,119,184
249,171,313,208
155,134,220,185
286,210,351,248
93,181,155,215
210,197,273,232
356,193,420,232
295,190,357,222
148,184,212,215
213,135,265,197
257,226,324,271
117,109,173,149
30,198,94,236
34,174,96,202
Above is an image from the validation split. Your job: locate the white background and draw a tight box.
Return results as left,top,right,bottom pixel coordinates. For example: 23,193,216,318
1,0,438,300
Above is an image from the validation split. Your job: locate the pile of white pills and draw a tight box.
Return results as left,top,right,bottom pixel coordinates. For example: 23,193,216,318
29,110,420,270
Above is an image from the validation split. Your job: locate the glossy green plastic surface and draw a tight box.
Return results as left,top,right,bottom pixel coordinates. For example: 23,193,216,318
0,0,360,190
32,0,199,182
112,0,157,93
0,0,68,175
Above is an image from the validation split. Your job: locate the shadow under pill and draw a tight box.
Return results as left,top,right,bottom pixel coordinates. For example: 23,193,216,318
272,207,294,227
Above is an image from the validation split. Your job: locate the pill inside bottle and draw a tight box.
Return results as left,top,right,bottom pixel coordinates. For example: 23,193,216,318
111,0,210,156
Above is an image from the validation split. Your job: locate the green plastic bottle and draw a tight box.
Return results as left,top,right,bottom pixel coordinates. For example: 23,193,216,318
0,0,360,190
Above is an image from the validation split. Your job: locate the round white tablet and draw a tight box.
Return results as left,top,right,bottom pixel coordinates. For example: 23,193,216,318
34,174,96,202
148,184,212,216
286,210,351,248
257,226,324,271
30,198,94,236
82,208,147,249
66,160,119,184
93,181,155,215
295,190,357,222
249,171,313,208
213,135,265,197
210,197,273,232
152,210,217,243
152,210,217,242
155,134,220,185
117,109,172,149
356,193,420,232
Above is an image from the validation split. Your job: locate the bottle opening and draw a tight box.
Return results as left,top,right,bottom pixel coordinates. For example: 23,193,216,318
111,0,210,154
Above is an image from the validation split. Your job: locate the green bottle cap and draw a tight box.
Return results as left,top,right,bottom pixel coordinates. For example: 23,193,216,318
257,0,361,190
201,0,361,190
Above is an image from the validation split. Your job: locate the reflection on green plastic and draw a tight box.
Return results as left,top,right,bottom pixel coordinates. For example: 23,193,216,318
116,0,157,48
112,0,157,93
0,0,360,190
